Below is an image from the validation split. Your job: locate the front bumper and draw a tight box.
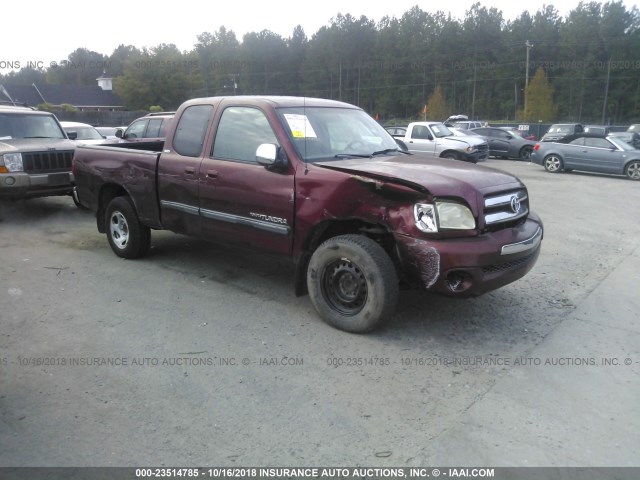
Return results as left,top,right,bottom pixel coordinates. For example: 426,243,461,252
0,172,75,199
395,213,543,297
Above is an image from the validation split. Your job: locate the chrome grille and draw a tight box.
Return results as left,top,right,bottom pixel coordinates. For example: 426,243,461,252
23,151,74,173
484,189,528,226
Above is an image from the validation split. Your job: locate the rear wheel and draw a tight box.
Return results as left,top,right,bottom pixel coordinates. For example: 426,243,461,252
307,234,398,333
543,154,563,173
105,196,150,259
625,161,640,180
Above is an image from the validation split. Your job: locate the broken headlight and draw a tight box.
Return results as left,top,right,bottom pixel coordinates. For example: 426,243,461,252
414,202,475,232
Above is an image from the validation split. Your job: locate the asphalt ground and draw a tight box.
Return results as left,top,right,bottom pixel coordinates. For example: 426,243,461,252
0,159,638,469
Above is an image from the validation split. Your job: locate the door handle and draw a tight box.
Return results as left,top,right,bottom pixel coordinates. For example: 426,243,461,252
206,170,218,179
184,167,195,175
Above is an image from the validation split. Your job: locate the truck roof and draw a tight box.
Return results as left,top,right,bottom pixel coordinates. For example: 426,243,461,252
181,96,359,110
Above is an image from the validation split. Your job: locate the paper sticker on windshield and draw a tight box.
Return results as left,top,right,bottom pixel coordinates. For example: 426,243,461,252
284,114,317,139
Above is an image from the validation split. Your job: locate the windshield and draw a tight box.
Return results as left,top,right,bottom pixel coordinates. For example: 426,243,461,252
609,136,634,151
65,126,103,140
277,107,399,162
548,125,573,134
0,113,66,140
430,123,454,138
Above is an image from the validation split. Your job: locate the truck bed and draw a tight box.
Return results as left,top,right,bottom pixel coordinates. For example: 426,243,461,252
73,143,163,228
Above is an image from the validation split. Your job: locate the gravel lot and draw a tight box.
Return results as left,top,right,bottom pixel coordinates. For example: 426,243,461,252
1,159,638,468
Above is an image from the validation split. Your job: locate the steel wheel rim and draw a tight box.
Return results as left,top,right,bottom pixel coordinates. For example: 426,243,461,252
109,211,129,249
321,259,367,316
521,147,532,160
546,156,560,172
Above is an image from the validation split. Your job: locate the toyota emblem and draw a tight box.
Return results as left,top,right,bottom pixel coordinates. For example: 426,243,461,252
510,196,521,213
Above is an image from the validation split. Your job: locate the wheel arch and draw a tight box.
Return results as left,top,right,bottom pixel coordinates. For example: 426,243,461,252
96,183,129,233
440,150,459,159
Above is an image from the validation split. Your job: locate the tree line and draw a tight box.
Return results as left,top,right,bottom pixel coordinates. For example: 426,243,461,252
2,1,639,124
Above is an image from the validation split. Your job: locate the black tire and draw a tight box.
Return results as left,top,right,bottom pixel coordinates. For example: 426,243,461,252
519,145,533,161
306,234,398,333
543,154,563,173
442,152,459,160
625,160,640,180
104,196,150,259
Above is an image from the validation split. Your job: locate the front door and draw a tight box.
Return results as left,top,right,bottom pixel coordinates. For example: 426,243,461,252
199,105,295,255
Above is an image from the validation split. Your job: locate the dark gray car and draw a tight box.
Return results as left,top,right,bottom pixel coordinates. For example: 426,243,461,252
471,126,536,160
530,133,640,180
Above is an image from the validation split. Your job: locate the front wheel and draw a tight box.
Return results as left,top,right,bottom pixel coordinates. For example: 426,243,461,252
442,152,459,160
543,154,563,173
625,160,640,180
307,234,399,333
519,145,533,161
104,196,150,259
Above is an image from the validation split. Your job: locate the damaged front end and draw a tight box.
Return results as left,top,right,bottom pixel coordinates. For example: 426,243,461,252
299,159,543,298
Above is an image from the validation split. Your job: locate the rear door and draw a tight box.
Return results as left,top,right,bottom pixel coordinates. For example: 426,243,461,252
198,104,295,255
157,104,215,236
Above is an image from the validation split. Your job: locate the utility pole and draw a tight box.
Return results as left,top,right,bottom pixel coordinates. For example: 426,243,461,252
602,57,611,125
524,40,533,117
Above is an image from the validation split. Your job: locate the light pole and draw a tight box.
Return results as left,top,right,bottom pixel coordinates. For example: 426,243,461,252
524,40,534,117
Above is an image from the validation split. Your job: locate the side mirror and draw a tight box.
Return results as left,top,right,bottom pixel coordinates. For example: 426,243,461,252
67,131,78,140
256,143,287,172
506,134,513,139
115,129,124,138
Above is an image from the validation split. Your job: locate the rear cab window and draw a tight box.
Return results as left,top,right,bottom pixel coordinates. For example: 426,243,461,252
172,105,214,157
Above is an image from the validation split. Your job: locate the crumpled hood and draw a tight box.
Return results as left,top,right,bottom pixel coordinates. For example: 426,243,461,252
313,154,523,199
0,138,76,153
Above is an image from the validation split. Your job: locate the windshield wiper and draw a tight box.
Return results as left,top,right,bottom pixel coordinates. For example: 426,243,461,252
372,148,411,156
334,153,372,159
23,136,57,139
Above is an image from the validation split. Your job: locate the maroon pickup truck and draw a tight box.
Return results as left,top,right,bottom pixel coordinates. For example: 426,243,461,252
73,96,543,332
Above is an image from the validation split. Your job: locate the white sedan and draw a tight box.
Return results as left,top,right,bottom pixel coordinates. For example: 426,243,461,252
60,121,107,145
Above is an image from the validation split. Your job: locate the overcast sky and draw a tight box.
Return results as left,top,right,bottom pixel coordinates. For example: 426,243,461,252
1,0,635,74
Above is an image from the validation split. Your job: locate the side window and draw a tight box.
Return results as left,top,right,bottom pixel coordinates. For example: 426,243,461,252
212,107,278,163
411,126,429,140
474,128,490,136
494,129,509,139
584,137,613,149
569,138,585,146
173,105,213,157
124,120,147,139
145,118,163,138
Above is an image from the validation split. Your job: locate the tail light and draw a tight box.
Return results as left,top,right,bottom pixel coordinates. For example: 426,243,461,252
534,144,540,151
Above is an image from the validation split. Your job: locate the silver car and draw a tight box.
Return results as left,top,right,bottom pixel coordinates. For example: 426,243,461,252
531,133,640,180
